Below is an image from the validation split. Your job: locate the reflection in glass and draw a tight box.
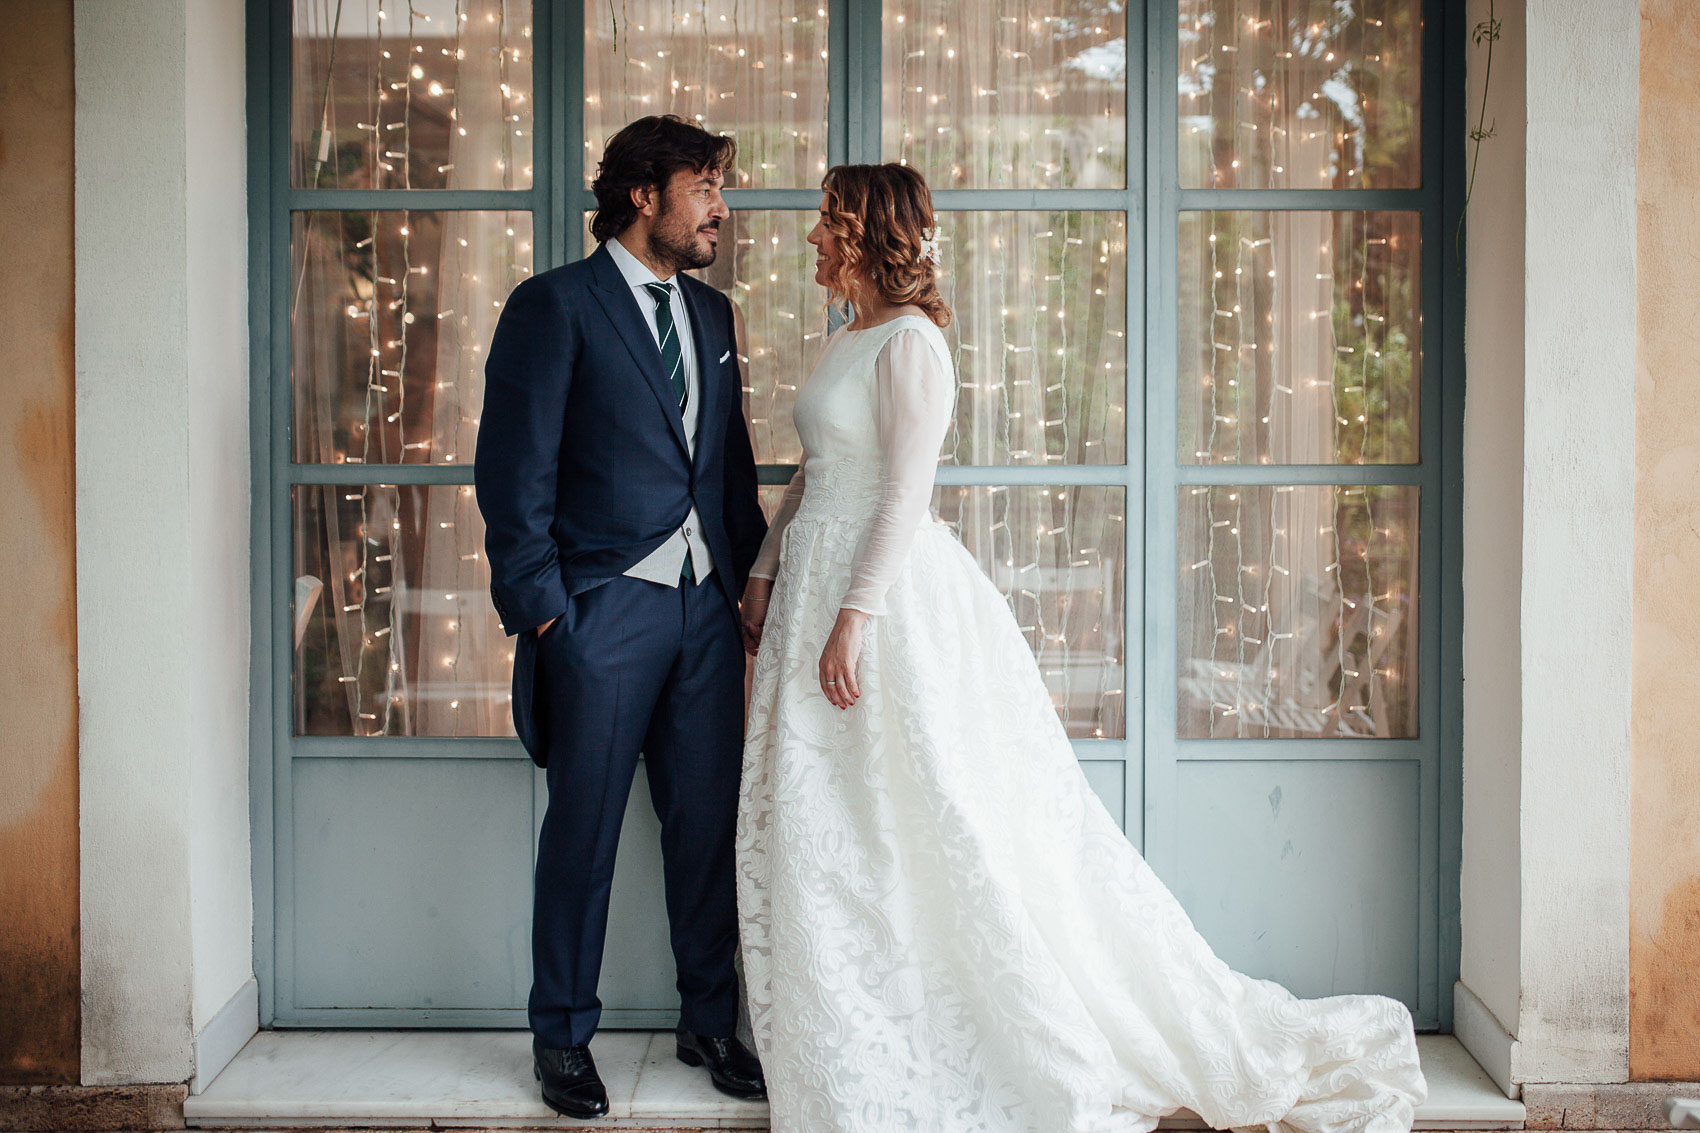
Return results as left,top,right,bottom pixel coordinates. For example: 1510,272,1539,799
939,485,1126,739
884,0,1127,190
1178,485,1417,738
292,0,533,190
1178,211,1419,465
934,212,1127,465
292,210,533,465
1178,0,1421,190
584,0,829,190
293,485,513,737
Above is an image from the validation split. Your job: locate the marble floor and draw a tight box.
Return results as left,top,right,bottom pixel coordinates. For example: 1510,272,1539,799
183,1031,1525,1130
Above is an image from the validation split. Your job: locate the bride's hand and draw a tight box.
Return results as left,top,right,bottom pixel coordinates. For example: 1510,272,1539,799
740,578,774,655
819,609,868,709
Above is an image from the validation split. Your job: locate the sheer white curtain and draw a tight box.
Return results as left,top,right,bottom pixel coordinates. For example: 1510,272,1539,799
291,0,530,735
417,0,529,736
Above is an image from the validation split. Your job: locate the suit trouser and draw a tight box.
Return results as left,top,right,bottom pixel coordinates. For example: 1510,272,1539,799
527,570,744,1048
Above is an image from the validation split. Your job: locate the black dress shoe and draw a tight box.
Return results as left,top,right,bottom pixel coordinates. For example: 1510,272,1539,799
675,1028,767,1101
533,1038,610,1119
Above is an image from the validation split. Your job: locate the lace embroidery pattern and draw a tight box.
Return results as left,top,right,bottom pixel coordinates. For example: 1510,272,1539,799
737,317,1426,1133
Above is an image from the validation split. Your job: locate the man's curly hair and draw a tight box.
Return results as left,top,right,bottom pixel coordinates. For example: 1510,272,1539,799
819,163,952,329
589,115,737,244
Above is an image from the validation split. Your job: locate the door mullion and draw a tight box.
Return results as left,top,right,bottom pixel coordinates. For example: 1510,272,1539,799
1173,465,1426,488
267,0,300,1023
1124,0,1150,852
1142,0,1179,881
846,0,882,164
827,0,850,169
552,0,575,269
862,0,882,163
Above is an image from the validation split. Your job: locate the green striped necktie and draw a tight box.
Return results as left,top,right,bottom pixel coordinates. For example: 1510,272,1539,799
643,281,688,413
642,280,695,582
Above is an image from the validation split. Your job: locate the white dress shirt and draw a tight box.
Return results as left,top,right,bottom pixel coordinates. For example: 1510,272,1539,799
605,234,716,587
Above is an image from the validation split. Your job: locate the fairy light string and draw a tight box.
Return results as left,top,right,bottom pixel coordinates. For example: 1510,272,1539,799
289,0,1411,743
294,0,533,734
1177,0,1419,738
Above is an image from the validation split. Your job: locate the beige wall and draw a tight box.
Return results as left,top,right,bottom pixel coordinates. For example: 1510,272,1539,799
1512,0,1638,1084
0,0,1685,1092
1630,0,1700,1083
0,0,80,1086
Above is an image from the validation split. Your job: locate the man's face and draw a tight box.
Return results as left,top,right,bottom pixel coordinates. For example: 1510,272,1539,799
646,166,729,272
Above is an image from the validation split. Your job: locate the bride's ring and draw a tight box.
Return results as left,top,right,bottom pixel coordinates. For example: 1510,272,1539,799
825,679,837,685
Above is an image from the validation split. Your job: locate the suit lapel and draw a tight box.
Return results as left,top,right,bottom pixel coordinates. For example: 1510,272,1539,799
586,243,690,457
676,278,722,481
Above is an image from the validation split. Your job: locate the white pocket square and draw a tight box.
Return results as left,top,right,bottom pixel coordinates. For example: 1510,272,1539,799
718,349,732,363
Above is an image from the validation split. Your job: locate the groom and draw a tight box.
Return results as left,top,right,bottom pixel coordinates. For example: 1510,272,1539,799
475,115,768,1118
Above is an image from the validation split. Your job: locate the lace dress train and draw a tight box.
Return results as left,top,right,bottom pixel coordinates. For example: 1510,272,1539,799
735,315,1427,1133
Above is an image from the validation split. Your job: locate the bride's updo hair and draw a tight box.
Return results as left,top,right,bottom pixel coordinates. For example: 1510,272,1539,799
819,163,952,329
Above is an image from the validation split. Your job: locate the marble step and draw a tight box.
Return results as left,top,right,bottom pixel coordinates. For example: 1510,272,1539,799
184,1030,1524,1129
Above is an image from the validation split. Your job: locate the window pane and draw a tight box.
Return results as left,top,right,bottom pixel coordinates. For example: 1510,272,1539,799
292,210,533,465
617,209,1128,467
758,484,792,520
1178,0,1421,190
936,211,1127,465
584,0,829,190
940,485,1126,739
884,0,1127,190
1178,211,1419,465
713,212,825,464
292,0,533,190
763,481,1124,738
293,485,513,737
1178,484,1418,738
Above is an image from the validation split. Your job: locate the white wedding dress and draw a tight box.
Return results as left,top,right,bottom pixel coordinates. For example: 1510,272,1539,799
735,314,1427,1133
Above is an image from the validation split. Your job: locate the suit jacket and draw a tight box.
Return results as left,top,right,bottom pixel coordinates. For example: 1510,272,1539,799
474,241,768,761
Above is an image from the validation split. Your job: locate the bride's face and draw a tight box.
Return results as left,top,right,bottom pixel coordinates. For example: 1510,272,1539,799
806,195,847,294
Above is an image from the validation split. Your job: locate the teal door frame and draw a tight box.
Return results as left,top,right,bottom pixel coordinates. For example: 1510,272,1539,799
1140,3,1465,1033
248,0,1463,1030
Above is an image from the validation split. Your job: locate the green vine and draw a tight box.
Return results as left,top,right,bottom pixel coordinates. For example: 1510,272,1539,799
1455,1,1501,273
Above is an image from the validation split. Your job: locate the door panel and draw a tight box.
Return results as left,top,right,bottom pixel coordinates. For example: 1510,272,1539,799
1171,758,1421,1005
292,758,534,1010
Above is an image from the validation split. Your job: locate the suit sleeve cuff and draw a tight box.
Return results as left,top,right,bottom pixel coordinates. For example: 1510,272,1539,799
490,579,570,639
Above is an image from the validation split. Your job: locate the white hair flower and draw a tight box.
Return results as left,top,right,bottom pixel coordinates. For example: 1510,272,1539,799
918,225,941,266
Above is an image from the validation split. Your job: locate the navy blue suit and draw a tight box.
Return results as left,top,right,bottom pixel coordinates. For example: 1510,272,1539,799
475,240,766,1047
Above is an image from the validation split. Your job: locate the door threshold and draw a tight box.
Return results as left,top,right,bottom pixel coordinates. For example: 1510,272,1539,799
184,1030,1523,1129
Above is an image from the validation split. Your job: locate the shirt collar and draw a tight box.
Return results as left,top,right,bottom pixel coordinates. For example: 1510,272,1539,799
605,233,675,293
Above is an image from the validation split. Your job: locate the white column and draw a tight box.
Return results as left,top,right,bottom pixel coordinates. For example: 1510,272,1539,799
75,0,253,1085
1517,0,1636,1085
1458,0,1637,1092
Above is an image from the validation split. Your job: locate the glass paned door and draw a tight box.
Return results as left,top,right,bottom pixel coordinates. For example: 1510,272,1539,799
257,0,1455,1032
273,0,548,1028
1142,0,1450,1029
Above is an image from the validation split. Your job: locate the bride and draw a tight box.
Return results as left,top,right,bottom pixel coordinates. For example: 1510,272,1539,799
733,163,1427,1133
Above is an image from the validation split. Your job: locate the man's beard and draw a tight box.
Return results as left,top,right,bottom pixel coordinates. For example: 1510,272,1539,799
649,201,718,272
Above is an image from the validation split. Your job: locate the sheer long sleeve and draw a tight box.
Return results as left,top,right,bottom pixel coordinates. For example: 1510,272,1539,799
840,327,955,615
748,456,808,581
